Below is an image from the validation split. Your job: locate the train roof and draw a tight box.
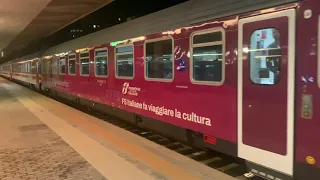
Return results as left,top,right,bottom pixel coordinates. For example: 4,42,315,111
6,0,298,64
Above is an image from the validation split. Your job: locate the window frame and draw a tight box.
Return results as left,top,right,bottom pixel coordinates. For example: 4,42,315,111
52,58,59,74
80,51,90,77
94,47,108,78
21,63,25,73
144,36,174,82
59,56,66,75
249,27,281,85
189,27,225,86
318,15,320,88
68,53,76,76
115,44,134,79
27,62,30,73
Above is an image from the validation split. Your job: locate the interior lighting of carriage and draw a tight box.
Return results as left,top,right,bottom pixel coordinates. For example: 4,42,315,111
110,37,145,47
193,53,222,56
255,55,282,58
243,47,249,53
43,55,52,59
117,60,132,62
54,52,70,57
130,36,145,42
111,40,126,47
18,59,34,64
248,47,281,52
76,48,92,53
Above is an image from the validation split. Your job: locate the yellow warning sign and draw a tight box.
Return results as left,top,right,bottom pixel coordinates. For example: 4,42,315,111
306,156,316,165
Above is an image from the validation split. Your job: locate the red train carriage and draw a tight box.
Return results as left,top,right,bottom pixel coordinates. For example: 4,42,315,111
0,59,41,88
1,0,320,179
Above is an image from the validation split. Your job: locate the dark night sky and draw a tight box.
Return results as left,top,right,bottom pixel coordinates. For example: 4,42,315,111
46,0,189,46
12,0,189,59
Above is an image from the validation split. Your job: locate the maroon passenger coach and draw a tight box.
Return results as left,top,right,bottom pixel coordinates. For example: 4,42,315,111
1,0,320,179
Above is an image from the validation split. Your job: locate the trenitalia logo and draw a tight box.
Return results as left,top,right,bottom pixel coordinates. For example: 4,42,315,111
122,82,130,94
122,82,141,96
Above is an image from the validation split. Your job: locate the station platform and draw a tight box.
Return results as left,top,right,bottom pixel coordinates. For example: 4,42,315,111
0,77,238,180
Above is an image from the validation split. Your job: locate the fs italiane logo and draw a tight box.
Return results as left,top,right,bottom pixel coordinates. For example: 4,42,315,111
122,82,141,96
122,82,130,94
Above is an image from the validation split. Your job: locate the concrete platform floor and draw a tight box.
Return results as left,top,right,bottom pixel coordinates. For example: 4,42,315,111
0,77,237,180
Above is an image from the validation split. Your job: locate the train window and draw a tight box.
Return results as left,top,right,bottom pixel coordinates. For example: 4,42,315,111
22,63,26,73
94,48,108,77
145,37,173,81
25,63,28,73
60,58,66,75
13,63,21,73
29,62,32,73
36,62,40,73
249,28,281,85
115,45,134,78
26,62,30,73
191,29,225,85
44,59,51,75
80,51,90,76
44,60,48,75
68,54,76,75
32,61,36,74
52,59,58,74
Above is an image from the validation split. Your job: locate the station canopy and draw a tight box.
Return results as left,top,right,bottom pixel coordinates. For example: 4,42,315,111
0,0,112,62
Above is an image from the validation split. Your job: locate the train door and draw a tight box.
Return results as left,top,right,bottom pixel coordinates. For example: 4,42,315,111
9,64,12,79
91,48,109,101
36,60,41,89
238,9,296,177
41,58,48,90
79,51,92,97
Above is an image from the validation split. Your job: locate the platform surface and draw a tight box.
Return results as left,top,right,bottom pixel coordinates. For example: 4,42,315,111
0,77,237,180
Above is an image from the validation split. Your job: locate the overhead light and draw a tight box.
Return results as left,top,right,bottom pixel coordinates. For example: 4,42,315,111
1,50,4,57
118,18,121,21
93,25,96,28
